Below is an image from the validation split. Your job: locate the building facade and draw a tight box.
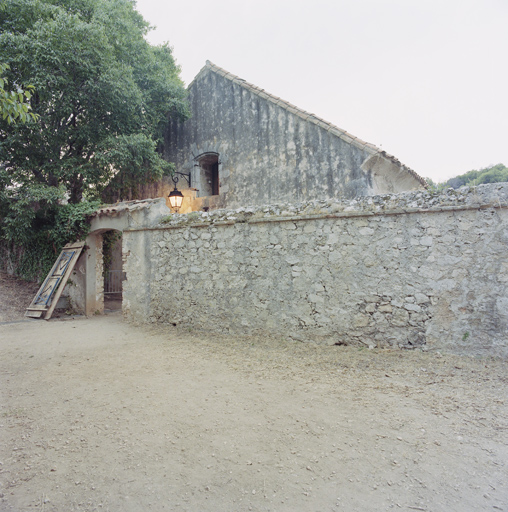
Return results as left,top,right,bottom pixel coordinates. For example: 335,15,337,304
162,61,426,212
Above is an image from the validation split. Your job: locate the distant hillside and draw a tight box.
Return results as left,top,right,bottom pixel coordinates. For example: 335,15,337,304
426,163,508,190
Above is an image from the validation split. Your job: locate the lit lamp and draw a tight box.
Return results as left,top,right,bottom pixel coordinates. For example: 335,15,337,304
167,171,191,212
168,187,184,211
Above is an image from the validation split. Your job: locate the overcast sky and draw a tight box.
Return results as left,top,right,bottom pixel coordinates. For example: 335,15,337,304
135,0,507,182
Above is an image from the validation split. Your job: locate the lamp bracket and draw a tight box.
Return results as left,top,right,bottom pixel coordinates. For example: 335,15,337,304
171,171,191,187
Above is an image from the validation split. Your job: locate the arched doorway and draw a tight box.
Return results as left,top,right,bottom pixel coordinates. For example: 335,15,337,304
83,228,124,316
81,197,170,317
102,230,124,312
84,215,130,316
195,152,220,197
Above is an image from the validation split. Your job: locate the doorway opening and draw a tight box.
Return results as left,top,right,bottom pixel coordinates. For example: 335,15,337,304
197,153,219,197
102,230,124,312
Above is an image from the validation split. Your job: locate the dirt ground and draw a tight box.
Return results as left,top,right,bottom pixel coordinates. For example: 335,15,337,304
0,273,40,323
1,274,507,512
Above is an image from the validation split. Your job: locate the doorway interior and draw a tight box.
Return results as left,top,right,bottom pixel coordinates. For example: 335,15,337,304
102,230,124,312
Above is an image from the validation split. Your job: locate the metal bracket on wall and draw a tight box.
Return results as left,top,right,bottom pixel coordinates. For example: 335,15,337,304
172,171,191,186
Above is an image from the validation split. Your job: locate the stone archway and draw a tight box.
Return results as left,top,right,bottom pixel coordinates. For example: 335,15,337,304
83,210,131,316
102,230,124,311
56,198,169,317
82,228,124,315
78,198,171,317
83,229,120,316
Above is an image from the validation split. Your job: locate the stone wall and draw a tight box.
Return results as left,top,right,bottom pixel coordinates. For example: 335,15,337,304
122,184,508,356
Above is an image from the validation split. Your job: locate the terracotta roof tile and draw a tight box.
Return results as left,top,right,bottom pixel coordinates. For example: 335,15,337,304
91,198,164,218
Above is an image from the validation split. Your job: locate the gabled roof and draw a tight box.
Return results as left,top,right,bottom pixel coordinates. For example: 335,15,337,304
190,61,426,188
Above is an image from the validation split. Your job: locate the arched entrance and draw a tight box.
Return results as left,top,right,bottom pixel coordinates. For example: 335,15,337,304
80,197,171,317
84,214,130,316
102,230,124,311
195,152,220,197
83,229,123,315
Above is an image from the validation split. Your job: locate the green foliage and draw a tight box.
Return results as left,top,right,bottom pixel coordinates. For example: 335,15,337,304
457,164,508,187
99,133,175,202
0,0,189,280
53,200,102,245
0,177,100,280
469,164,508,186
427,164,508,191
0,4,38,124
0,179,64,246
424,177,446,193
0,62,38,123
0,0,189,203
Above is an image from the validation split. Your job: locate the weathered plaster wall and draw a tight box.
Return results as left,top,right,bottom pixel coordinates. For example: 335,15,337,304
65,252,87,313
122,184,508,356
122,229,153,323
164,65,424,210
103,176,199,215
72,198,172,316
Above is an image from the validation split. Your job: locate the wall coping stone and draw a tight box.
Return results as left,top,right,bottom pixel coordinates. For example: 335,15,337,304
123,183,508,233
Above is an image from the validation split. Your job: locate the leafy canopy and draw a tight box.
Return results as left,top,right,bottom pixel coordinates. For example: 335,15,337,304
425,163,508,192
0,62,38,123
0,0,189,203
0,2,38,124
0,0,189,279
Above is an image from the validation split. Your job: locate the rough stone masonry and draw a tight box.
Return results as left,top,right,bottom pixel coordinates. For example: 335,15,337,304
122,183,508,356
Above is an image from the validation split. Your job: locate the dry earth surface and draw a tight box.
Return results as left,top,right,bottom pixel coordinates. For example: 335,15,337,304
0,273,40,324
0,273,507,512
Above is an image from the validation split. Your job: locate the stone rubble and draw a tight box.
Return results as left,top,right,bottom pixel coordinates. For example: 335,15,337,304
157,183,508,228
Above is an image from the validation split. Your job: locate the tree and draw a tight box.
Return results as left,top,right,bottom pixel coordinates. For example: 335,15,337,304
0,62,37,123
471,164,508,185
0,0,189,203
0,2,37,124
425,163,508,192
0,0,189,279
443,164,508,189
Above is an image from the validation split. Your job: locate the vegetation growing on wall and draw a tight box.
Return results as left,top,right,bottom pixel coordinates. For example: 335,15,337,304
0,0,189,280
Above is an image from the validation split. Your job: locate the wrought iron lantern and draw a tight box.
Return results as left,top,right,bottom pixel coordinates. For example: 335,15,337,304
167,171,191,212
168,187,184,211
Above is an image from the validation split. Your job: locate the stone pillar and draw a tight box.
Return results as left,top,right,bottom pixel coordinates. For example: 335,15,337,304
122,230,152,324
84,233,104,316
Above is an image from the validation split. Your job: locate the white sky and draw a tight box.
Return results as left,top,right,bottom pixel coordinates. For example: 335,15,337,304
135,0,508,182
